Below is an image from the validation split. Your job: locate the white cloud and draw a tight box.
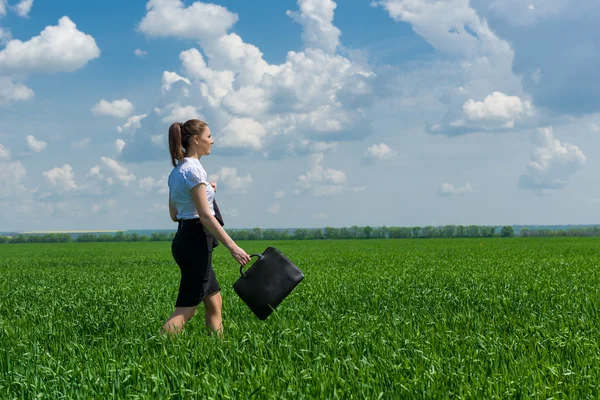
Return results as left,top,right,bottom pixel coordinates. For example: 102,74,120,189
0,0,7,16
274,190,285,199
364,143,398,162
438,182,474,197
219,117,267,151
91,199,117,214
117,114,147,133
221,85,268,116
375,0,527,137
161,103,202,123
92,99,134,118
468,0,600,117
312,185,344,196
0,17,100,75
134,48,148,58
26,135,47,152
296,152,346,197
43,164,77,192
115,139,126,155
85,157,136,196
131,0,375,161
70,137,90,149
374,0,513,61
209,167,253,193
590,123,600,133
307,141,337,153
0,27,11,44
15,0,33,18
102,158,136,185
137,174,168,196
202,33,282,88
480,0,591,27
267,203,280,215
0,77,34,105
282,139,339,157
287,0,341,54
143,203,165,215
461,91,534,128
180,48,234,106
519,127,586,191
3,198,60,220
0,143,10,161
161,71,190,93
429,92,536,134
531,68,542,85
0,160,27,199
151,134,165,148
138,0,238,40
258,48,373,119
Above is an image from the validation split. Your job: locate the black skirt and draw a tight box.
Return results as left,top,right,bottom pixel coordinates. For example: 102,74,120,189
171,218,221,307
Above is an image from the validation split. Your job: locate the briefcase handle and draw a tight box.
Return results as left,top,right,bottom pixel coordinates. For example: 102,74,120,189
240,253,264,277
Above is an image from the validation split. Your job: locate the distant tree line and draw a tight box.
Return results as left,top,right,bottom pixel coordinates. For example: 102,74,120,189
0,232,175,244
1,225,600,244
518,226,600,237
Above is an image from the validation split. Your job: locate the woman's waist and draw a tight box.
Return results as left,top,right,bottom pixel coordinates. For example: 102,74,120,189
176,218,214,235
177,218,203,228
175,218,218,249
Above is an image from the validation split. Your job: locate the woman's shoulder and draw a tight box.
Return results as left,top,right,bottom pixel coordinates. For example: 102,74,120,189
196,161,208,174
180,161,207,183
189,159,207,174
179,158,205,169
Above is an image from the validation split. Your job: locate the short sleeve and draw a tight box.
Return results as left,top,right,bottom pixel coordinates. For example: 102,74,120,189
185,165,209,190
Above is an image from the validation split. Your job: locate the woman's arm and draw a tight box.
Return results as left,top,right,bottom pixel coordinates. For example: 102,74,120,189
191,184,250,266
168,192,178,222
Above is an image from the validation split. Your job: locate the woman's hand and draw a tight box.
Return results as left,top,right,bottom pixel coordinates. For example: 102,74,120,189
210,182,217,192
229,244,251,266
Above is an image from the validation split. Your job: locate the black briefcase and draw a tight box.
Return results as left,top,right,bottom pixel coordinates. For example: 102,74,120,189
233,247,305,320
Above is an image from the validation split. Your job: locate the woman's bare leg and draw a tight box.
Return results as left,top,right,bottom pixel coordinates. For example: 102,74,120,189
162,306,197,334
203,291,223,338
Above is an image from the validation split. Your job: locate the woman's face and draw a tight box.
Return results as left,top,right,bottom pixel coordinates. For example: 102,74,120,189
193,126,214,156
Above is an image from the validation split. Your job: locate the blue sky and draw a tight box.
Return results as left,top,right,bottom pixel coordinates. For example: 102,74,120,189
1,0,599,232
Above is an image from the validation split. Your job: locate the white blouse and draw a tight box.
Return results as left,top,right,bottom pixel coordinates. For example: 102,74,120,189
168,157,215,220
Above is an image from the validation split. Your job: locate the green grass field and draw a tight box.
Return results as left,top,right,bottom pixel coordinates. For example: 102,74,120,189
1,238,599,399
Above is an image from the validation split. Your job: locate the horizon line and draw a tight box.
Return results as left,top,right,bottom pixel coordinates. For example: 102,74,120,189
6,223,600,235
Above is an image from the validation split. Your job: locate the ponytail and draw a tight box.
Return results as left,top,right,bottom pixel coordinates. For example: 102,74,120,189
168,122,185,167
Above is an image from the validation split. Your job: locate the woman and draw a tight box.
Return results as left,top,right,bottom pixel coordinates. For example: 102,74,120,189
163,119,251,337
